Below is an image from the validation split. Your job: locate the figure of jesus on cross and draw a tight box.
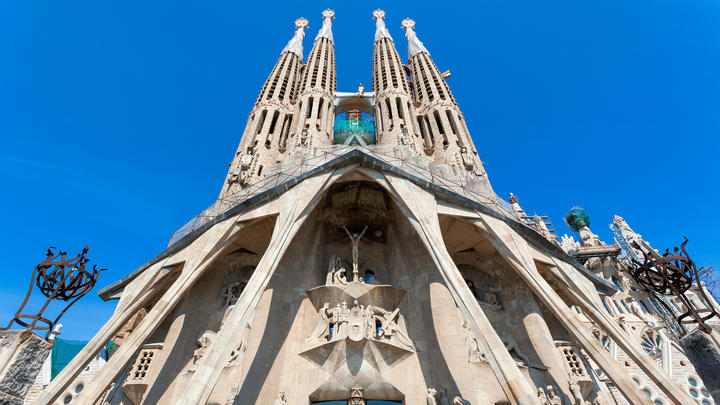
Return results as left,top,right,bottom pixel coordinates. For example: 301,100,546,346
343,225,368,282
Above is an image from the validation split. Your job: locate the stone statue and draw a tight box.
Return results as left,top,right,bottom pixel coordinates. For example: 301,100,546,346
460,146,474,170
191,330,216,371
357,83,364,96
376,306,413,349
226,335,247,367
502,334,530,366
299,128,308,146
437,388,450,405
344,225,368,281
401,125,412,145
332,301,350,339
452,396,469,405
482,287,501,309
537,387,550,405
365,305,377,338
546,386,562,405
274,391,287,405
427,388,438,405
307,303,331,342
240,152,254,170
326,255,348,285
461,320,485,363
222,281,245,307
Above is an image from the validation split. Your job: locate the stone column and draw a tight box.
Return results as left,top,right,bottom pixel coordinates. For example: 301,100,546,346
471,212,695,405
383,174,539,405
68,217,245,404
177,169,348,404
35,266,174,404
0,331,51,405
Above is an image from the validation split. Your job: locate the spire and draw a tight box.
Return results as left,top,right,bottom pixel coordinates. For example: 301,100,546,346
281,18,309,59
316,9,335,42
373,9,392,42
401,18,429,58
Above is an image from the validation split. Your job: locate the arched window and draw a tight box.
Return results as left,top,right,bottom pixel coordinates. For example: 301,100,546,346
641,329,663,361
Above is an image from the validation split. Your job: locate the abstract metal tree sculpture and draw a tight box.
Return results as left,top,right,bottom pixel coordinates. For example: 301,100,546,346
1,246,105,340
631,238,717,334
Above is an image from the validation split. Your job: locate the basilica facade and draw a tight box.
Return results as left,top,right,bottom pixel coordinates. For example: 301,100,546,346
34,9,719,405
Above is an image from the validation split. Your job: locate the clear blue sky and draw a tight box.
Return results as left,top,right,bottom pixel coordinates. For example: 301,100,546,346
1,0,718,340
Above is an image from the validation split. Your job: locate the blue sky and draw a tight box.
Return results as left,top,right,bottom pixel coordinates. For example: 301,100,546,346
1,0,718,340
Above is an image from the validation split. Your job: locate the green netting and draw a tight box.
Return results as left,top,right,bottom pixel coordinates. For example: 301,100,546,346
50,338,118,380
333,119,375,146
564,206,591,232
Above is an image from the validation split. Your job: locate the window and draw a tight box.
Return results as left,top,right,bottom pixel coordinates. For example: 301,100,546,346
364,270,375,284
612,277,624,292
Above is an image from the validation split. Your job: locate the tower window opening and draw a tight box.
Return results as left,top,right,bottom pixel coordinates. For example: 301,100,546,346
256,110,267,135
268,111,279,137
446,110,459,137
396,97,404,120
423,115,434,145
417,116,428,144
317,98,325,124
257,165,263,176
307,97,314,119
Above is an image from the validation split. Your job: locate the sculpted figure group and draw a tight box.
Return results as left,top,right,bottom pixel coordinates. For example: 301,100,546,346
307,299,413,349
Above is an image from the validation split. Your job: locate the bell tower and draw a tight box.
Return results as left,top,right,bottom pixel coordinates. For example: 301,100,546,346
402,18,485,176
290,9,337,148
220,17,308,197
371,10,422,150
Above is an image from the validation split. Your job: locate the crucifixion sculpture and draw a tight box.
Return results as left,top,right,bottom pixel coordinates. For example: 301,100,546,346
343,225,368,282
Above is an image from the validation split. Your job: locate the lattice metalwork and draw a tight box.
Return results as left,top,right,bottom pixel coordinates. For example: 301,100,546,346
1,246,105,340
631,238,717,334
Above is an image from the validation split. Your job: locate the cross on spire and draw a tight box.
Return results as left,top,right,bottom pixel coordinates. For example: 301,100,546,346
316,9,335,42
281,17,309,58
401,18,429,57
373,9,392,42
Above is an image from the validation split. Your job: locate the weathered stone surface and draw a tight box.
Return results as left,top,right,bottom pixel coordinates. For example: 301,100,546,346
0,331,50,404
680,327,720,403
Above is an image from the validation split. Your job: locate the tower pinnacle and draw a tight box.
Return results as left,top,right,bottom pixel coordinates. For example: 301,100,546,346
401,18,429,58
373,9,392,42
316,9,335,42
281,18,309,59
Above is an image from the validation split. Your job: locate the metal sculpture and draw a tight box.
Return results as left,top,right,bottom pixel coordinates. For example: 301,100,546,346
631,238,717,334
2,246,105,340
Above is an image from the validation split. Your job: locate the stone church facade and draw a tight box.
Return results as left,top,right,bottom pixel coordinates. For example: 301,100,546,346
33,9,719,405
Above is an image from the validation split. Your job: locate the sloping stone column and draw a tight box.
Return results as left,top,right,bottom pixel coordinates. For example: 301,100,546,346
0,331,51,405
178,169,352,404
382,173,540,405
471,212,695,405
68,216,246,404
35,261,175,404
